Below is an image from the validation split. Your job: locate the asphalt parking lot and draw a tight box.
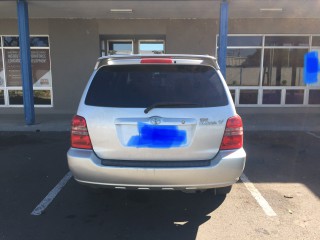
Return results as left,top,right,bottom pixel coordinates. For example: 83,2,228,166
0,131,319,240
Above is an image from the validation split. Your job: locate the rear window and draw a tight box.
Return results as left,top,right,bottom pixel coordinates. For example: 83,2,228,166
85,65,228,108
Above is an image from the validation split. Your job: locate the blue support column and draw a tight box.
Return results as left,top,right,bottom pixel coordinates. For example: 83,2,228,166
218,0,229,78
17,0,35,125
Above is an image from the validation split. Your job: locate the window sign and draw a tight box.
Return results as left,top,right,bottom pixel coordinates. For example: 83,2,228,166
4,49,52,87
32,49,51,87
5,49,22,86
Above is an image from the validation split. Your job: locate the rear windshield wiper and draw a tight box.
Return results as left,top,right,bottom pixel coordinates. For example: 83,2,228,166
144,102,200,114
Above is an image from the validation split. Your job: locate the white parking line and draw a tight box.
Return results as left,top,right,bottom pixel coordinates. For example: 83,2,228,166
240,174,277,217
306,131,320,139
31,171,72,216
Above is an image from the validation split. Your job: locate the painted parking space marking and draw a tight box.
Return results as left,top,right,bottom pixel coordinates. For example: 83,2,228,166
306,131,320,139
31,171,72,216
240,174,277,217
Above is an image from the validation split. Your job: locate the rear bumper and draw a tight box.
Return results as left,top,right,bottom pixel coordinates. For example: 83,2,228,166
67,148,246,190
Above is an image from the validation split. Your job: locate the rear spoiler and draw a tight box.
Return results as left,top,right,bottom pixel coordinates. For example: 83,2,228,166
94,54,220,70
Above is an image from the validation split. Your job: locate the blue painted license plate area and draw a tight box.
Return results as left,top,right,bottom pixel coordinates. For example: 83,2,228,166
127,123,187,148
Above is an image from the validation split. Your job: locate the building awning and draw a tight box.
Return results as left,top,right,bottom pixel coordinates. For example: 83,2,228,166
0,0,319,19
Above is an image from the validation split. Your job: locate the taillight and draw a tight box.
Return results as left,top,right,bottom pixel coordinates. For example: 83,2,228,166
140,58,173,64
71,115,92,149
220,115,243,150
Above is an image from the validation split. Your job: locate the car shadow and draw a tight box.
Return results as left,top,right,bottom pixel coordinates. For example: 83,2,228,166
47,184,226,240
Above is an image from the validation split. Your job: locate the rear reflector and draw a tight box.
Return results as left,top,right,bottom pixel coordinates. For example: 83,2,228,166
71,115,92,149
140,58,173,64
220,115,243,150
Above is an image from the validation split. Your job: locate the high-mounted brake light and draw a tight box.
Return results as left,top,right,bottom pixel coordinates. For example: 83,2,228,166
71,115,92,149
220,115,243,150
140,58,173,64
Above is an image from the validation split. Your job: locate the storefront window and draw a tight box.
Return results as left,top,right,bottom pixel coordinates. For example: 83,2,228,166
262,90,281,105
227,36,262,47
139,41,165,54
4,36,49,47
0,50,4,87
312,36,320,47
265,36,309,47
33,90,51,105
30,37,49,47
262,49,307,86
226,49,261,86
285,89,304,104
229,89,235,103
4,37,19,47
7,89,51,105
309,89,320,104
8,90,23,105
239,89,258,104
220,34,320,106
108,41,133,55
0,35,52,107
0,90,4,105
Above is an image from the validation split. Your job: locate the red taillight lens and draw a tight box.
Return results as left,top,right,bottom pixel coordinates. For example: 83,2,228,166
220,115,243,150
71,115,92,149
140,58,173,64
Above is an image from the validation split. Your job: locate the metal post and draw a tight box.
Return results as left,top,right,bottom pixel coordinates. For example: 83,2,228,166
17,0,35,125
218,0,229,78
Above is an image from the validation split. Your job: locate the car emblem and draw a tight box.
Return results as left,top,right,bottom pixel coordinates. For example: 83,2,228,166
150,116,161,125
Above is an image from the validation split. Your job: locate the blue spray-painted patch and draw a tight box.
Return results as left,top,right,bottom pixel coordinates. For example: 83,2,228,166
304,51,320,84
127,123,187,148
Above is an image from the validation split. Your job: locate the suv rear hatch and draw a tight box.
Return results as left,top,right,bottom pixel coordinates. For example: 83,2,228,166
79,62,233,161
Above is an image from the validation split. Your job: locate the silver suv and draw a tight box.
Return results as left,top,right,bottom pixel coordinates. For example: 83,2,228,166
67,54,246,195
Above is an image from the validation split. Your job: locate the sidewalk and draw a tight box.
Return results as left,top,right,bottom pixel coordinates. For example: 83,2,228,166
241,112,320,131
0,114,73,132
0,112,319,132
